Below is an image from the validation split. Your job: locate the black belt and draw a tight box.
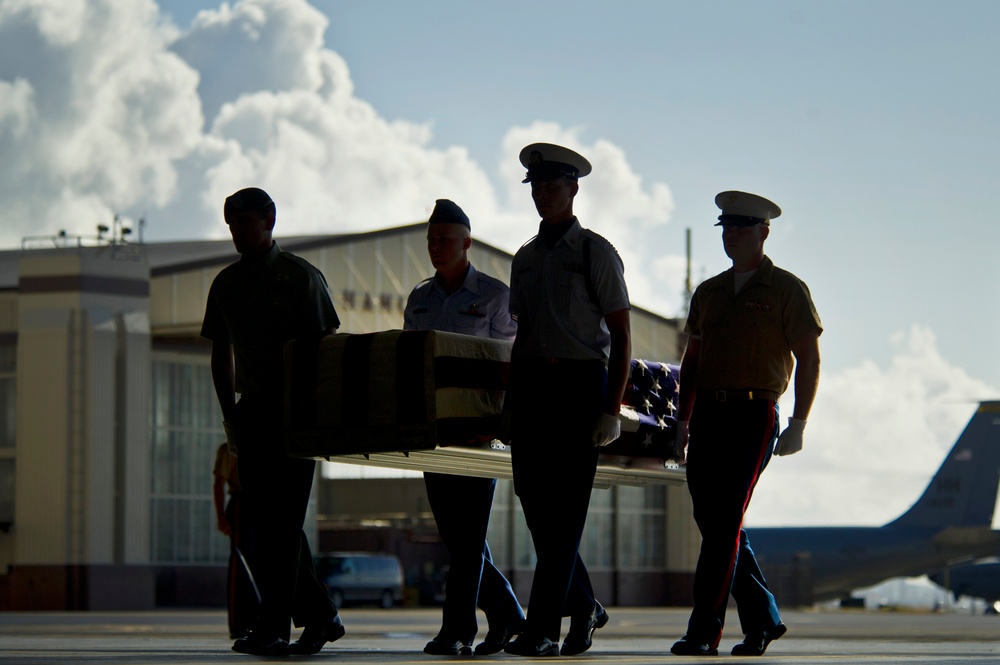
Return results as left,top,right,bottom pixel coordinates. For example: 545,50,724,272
519,357,604,366
700,389,778,402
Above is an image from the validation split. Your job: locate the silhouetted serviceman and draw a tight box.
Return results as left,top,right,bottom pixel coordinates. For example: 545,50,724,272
670,191,821,657
202,187,345,657
404,199,526,657
503,143,630,657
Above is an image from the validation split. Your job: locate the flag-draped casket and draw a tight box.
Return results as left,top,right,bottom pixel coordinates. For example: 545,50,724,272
284,330,509,458
284,330,679,462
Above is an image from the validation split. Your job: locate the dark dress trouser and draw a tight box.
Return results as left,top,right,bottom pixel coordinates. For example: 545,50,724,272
509,359,606,642
225,492,259,637
235,393,337,642
423,472,524,644
684,398,783,648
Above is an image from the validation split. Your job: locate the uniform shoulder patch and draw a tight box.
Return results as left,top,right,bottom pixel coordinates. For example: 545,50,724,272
275,251,321,284
580,228,619,255
477,271,509,292
411,276,434,293
279,251,313,270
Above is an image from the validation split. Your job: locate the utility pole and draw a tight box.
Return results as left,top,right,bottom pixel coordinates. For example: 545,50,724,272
681,228,693,317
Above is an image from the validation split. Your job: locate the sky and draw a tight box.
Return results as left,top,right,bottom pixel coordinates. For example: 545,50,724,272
1,0,999,528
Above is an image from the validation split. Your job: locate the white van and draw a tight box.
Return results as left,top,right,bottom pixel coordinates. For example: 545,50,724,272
314,552,404,609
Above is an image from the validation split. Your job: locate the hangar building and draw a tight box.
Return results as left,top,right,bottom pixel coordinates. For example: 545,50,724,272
0,222,701,610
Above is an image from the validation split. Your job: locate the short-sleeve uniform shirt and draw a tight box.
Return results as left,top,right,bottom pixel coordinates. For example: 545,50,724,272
403,264,516,341
684,255,822,395
509,218,630,362
201,242,340,396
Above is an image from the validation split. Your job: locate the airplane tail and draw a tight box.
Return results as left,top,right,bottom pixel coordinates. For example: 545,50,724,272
888,401,1000,529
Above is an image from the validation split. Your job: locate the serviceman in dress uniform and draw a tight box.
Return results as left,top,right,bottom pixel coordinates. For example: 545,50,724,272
212,442,258,638
502,143,631,657
403,199,526,657
202,187,346,657
669,191,822,657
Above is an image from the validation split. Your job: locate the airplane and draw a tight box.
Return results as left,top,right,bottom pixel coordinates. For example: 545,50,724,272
928,558,1000,614
747,401,1000,603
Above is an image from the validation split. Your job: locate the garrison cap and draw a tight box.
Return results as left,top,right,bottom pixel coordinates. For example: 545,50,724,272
714,190,781,227
428,198,471,229
519,142,592,183
224,187,275,221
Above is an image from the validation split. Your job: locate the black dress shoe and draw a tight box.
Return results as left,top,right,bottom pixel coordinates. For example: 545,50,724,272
232,631,289,656
731,623,787,656
504,634,560,657
670,637,718,656
287,614,346,655
423,636,473,656
474,617,526,655
561,602,610,656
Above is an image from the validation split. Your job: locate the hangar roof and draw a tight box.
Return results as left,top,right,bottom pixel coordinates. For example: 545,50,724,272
0,223,439,289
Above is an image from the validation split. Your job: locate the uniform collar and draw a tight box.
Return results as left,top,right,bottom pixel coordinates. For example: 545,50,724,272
752,255,775,285
537,217,582,250
722,255,774,290
239,241,281,270
462,263,481,294
433,262,480,295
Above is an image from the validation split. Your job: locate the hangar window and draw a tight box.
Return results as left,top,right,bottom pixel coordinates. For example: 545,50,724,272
616,485,667,569
149,355,230,565
486,480,665,573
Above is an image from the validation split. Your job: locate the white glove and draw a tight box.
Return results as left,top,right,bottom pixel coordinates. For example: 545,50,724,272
774,417,806,456
223,420,240,457
671,420,689,463
592,413,621,447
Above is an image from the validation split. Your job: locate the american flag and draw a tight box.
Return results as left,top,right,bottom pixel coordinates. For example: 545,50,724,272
603,358,680,459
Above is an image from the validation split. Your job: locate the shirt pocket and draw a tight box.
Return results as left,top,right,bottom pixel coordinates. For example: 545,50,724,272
740,296,781,336
514,269,540,319
409,308,437,331
454,311,490,336
556,270,592,320
699,304,726,336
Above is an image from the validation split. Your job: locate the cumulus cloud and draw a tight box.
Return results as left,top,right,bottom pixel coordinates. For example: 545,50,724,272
0,0,203,245
0,0,676,313
651,253,695,317
747,325,999,527
172,0,343,121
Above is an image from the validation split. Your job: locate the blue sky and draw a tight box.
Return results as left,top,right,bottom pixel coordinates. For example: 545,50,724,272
158,0,1000,383
2,0,998,528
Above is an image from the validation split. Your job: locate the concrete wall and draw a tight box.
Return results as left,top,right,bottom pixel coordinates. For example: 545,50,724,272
8,248,152,608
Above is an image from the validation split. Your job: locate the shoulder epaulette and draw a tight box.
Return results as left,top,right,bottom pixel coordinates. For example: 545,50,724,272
580,228,619,255
411,276,434,293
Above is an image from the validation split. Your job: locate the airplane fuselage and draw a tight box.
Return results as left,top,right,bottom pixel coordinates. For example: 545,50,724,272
929,559,1000,603
747,525,1000,601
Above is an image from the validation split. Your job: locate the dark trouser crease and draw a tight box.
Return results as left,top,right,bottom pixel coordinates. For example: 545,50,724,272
684,398,782,649
509,360,605,642
424,472,523,644
235,393,337,642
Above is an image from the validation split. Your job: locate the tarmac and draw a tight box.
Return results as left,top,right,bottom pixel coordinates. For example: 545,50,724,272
0,606,997,665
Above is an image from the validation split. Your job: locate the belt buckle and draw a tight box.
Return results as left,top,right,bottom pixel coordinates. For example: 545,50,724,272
748,390,754,400
715,390,727,402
